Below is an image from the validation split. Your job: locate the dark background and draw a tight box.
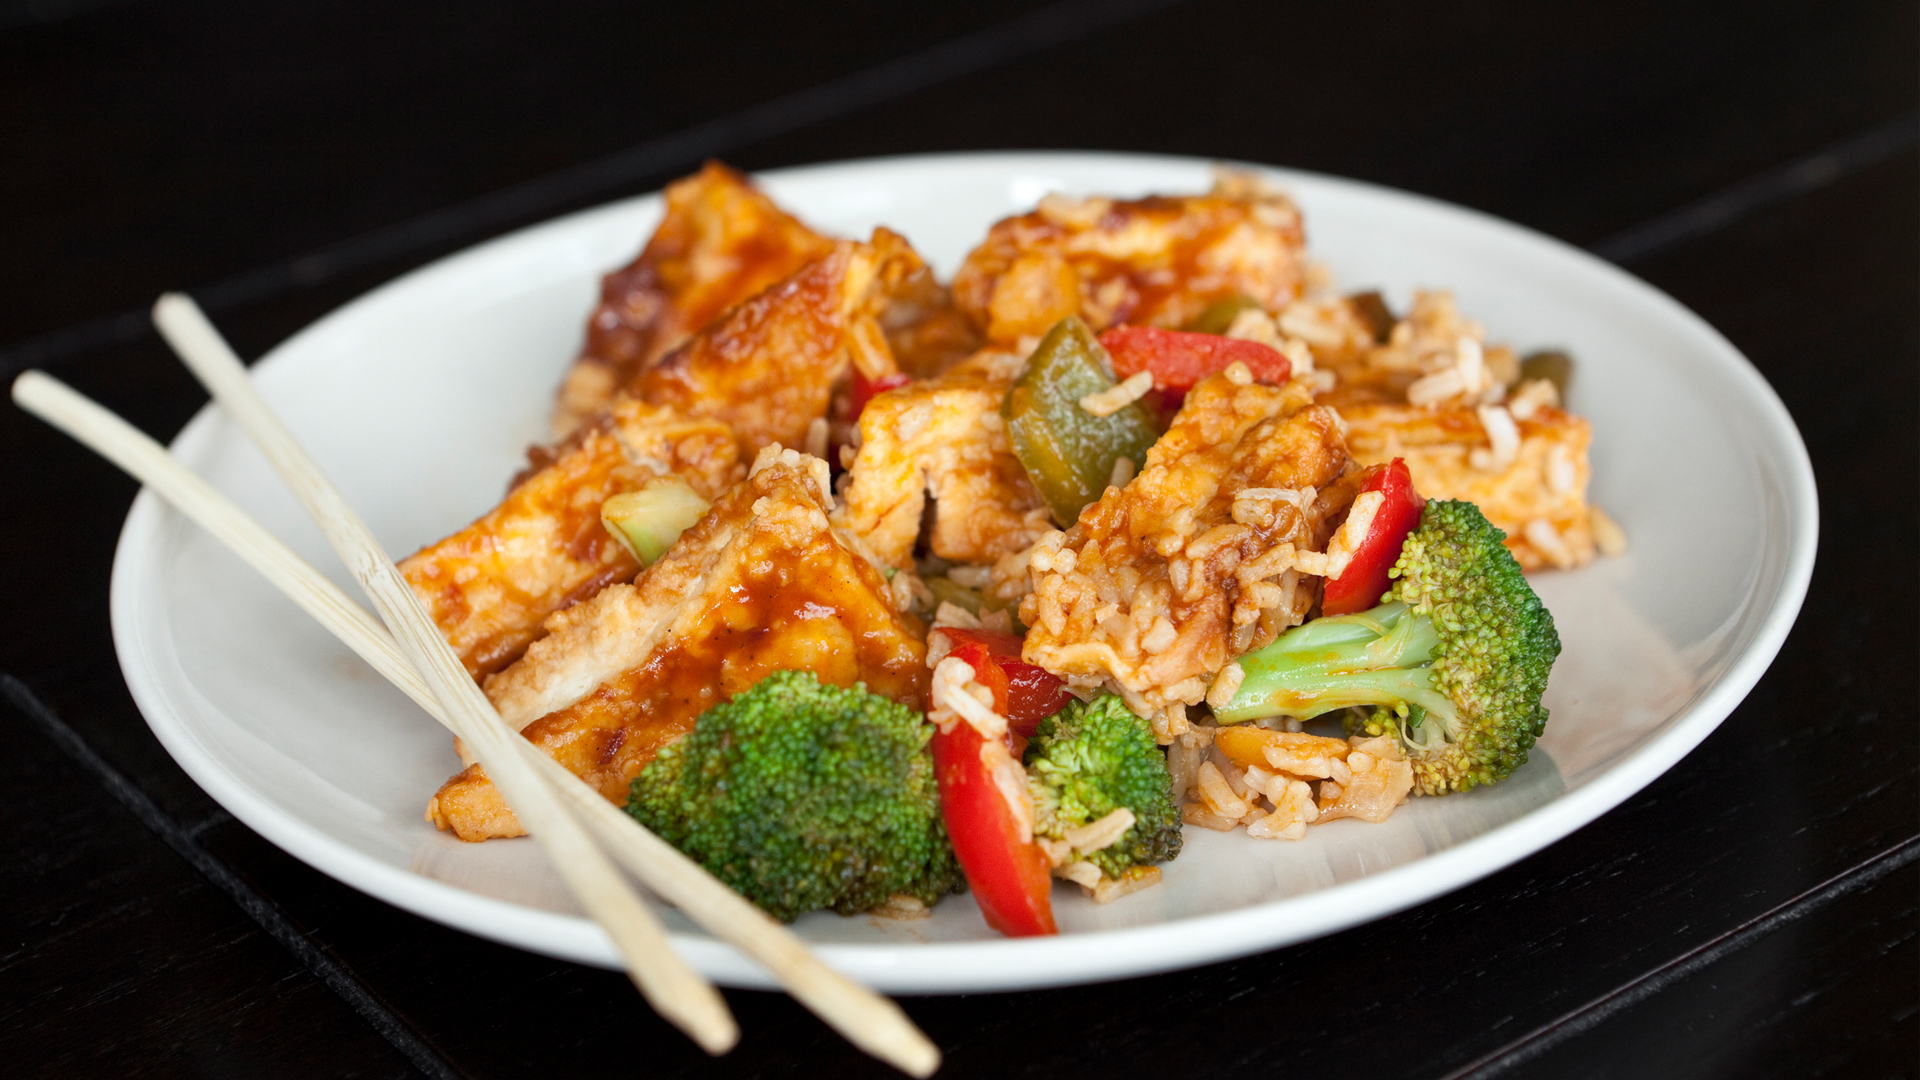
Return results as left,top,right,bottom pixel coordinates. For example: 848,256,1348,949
2,1,1915,1077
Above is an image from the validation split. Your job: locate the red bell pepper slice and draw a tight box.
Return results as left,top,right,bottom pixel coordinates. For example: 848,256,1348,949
1320,458,1427,616
833,370,913,474
1098,326,1292,401
940,628,1074,735
847,369,912,422
944,639,1012,724
939,626,1025,659
929,643,1058,937
931,717,1056,937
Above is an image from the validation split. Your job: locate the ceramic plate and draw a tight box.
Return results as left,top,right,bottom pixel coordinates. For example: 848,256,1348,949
110,152,1817,992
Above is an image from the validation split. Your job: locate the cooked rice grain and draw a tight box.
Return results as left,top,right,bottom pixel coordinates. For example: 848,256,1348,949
1589,504,1628,557
1080,371,1155,417
1020,372,1349,740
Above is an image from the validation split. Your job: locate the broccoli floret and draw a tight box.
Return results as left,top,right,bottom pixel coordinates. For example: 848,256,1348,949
1023,694,1183,879
1214,499,1561,795
626,670,963,921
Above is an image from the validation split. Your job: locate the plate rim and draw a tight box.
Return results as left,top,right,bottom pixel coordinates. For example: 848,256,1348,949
108,149,1820,993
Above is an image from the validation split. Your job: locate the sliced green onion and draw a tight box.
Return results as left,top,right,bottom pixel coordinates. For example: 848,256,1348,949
601,476,711,566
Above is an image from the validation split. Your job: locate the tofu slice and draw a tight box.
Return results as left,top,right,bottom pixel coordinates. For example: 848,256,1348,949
631,227,930,457
874,259,983,379
428,447,929,842
1340,401,1596,571
951,171,1308,344
834,347,1052,569
398,400,740,679
1300,291,1601,571
552,162,834,438
405,229,935,680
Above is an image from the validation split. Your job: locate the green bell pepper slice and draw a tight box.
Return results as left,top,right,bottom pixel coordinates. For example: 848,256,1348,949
1002,317,1161,527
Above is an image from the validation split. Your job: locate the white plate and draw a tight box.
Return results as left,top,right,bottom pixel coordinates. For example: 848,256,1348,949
110,152,1817,993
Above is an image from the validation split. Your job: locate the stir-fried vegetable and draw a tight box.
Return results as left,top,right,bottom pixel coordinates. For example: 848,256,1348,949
925,575,986,615
941,628,1074,737
931,713,1056,936
930,630,1068,937
600,475,711,565
1519,350,1574,399
627,670,963,921
1002,316,1161,526
1217,499,1560,795
847,368,912,422
1183,293,1264,334
1320,458,1425,616
1347,290,1396,343
1099,325,1292,396
1023,694,1183,880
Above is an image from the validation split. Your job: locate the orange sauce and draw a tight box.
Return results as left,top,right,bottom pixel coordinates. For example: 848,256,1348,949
518,536,928,805
402,430,642,678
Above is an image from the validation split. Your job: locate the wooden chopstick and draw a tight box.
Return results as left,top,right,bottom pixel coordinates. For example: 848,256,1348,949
11,366,941,1077
84,291,940,1072
140,296,738,1055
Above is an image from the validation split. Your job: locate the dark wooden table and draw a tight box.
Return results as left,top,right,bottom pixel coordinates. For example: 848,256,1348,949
3,2,1914,1076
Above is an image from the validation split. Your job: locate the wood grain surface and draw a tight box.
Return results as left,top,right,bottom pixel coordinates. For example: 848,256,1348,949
2,1,1913,1077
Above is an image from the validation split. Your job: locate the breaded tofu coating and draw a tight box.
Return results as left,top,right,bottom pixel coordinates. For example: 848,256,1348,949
834,347,1052,569
1312,290,1518,407
875,260,983,379
1304,291,1599,571
952,172,1308,345
1020,368,1352,742
1343,402,1596,571
399,399,741,679
553,162,834,438
428,447,929,842
632,227,928,457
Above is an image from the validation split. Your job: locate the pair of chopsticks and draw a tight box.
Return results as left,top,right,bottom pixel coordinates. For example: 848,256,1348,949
12,294,939,1077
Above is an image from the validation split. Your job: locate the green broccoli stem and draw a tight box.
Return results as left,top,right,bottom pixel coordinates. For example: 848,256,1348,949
1215,498,1561,796
1212,600,1459,737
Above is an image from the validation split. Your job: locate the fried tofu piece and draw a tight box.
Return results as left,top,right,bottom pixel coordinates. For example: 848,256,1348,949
553,162,834,438
834,347,1052,569
399,400,741,679
632,228,929,457
1020,369,1351,741
877,261,983,379
1309,290,1518,408
1290,290,1599,571
1342,401,1596,571
428,447,929,841
1269,295,1384,371
951,171,1307,345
